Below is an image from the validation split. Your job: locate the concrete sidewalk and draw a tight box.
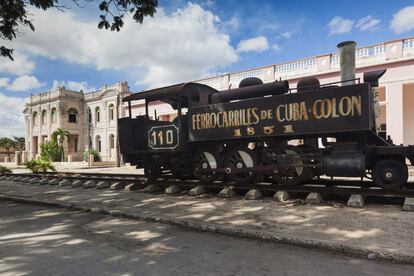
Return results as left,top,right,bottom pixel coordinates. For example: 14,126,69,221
1,178,414,264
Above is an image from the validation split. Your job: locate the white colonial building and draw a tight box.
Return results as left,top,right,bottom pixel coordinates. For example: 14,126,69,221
24,82,131,161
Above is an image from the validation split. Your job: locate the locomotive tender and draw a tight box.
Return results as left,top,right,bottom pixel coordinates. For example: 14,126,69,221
119,41,414,190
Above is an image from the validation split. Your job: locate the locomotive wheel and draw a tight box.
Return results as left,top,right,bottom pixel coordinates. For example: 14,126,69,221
170,158,192,179
269,146,311,186
224,146,257,185
372,159,408,190
193,148,222,184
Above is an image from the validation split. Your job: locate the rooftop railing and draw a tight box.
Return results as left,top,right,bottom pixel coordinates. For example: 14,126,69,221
197,37,414,90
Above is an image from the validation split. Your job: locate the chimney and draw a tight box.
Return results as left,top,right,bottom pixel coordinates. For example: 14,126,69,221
337,41,356,86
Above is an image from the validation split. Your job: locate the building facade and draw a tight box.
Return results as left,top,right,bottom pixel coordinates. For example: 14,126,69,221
24,82,131,161
24,37,414,162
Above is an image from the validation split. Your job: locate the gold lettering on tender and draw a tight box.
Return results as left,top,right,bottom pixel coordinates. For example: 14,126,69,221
322,99,332,118
233,129,241,137
261,110,268,120
199,114,205,129
292,103,300,121
222,111,228,127
300,102,309,120
241,108,250,126
276,105,285,122
228,110,234,127
263,126,274,135
192,115,197,130
285,104,293,121
234,110,240,126
283,125,294,133
247,127,255,135
352,96,362,116
252,108,260,124
210,113,217,128
339,97,352,116
331,98,339,118
313,99,323,119
196,114,201,129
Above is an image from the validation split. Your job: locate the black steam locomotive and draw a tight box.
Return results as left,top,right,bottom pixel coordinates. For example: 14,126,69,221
119,41,414,190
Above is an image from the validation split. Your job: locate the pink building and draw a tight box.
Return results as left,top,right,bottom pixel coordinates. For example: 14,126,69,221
128,37,414,146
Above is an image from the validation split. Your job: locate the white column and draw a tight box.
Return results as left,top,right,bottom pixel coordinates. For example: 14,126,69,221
385,82,404,145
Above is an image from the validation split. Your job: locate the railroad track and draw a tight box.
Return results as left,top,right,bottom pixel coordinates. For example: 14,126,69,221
2,172,414,201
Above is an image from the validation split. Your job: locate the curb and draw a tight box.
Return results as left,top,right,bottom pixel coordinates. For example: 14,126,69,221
1,193,414,265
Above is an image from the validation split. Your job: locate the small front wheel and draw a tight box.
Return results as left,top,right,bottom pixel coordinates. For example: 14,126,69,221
372,159,408,190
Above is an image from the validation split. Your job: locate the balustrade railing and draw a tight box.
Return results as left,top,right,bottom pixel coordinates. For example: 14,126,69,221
197,37,413,90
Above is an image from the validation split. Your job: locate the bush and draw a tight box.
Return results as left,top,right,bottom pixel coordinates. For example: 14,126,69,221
40,140,62,162
0,165,12,175
24,159,56,173
83,149,101,162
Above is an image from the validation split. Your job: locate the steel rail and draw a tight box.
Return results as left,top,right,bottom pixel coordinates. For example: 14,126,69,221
4,173,414,199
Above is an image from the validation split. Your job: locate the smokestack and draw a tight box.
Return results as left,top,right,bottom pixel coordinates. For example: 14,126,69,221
337,41,356,86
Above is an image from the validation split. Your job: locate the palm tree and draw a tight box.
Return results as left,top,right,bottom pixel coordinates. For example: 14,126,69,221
0,137,15,160
51,128,70,162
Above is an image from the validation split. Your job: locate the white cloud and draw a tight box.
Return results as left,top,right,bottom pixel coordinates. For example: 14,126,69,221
236,36,269,53
0,93,26,137
13,3,238,88
0,51,35,76
328,16,354,35
2,75,45,92
51,80,96,92
279,32,292,39
390,6,414,34
356,16,380,31
271,43,281,51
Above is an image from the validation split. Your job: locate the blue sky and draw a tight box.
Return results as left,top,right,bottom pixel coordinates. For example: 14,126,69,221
1,0,414,136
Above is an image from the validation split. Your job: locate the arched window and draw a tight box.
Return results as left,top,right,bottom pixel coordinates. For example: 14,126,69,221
109,134,115,149
32,111,38,126
95,135,101,152
68,108,78,123
87,107,92,123
41,110,47,125
108,104,115,121
95,106,100,123
51,108,57,124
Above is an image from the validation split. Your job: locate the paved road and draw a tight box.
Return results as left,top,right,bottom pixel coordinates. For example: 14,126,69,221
1,200,414,276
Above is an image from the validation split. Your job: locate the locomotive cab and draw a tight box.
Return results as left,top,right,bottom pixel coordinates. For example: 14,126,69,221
119,82,218,178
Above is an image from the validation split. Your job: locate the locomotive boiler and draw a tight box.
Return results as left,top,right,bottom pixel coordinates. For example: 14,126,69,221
119,41,414,190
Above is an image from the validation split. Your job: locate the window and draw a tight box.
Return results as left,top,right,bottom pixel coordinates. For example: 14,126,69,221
41,110,47,125
32,111,38,126
95,107,100,122
108,104,114,121
109,134,115,149
68,108,78,123
95,135,101,152
87,107,92,123
51,108,57,124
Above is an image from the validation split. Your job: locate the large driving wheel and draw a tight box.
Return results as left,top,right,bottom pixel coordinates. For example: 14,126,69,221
224,146,257,185
372,159,408,190
193,148,222,184
269,146,311,186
